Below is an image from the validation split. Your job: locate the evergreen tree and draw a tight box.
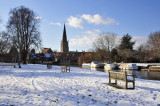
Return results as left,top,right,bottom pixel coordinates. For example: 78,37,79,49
119,34,135,50
118,34,135,62
111,48,118,62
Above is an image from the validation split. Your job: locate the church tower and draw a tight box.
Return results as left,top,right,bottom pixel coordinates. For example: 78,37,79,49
61,24,69,52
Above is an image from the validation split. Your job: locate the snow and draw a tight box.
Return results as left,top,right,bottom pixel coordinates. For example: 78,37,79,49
82,63,91,67
0,63,17,66
136,63,160,67
0,64,160,106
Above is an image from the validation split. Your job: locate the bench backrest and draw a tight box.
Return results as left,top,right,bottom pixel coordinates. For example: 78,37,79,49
61,66,67,69
109,71,127,81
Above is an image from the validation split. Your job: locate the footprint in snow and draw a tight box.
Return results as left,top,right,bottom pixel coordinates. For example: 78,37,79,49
51,99,59,103
114,101,117,104
153,97,156,100
153,94,157,100
92,99,97,103
82,96,85,99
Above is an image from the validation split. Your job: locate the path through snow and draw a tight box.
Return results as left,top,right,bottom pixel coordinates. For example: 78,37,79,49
0,64,160,105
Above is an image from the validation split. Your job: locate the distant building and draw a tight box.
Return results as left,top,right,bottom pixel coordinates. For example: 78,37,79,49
61,24,69,52
42,48,54,58
28,24,91,65
29,48,55,64
55,52,85,65
42,48,53,54
56,24,86,65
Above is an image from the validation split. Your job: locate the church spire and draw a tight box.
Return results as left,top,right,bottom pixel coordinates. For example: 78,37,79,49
61,24,69,52
62,24,67,42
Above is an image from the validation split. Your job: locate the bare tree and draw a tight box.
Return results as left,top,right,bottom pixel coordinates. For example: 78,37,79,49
93,32,117,52
0,31,11,54
93,32,117,62
136,43,152,62
118,49,134,63
148,31,160,57
8,45,18,63
7,6,41,65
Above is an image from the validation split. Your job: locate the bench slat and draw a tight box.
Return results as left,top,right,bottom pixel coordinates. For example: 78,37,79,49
109,71,126,75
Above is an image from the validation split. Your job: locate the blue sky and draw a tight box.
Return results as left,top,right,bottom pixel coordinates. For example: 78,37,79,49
0,0,160,52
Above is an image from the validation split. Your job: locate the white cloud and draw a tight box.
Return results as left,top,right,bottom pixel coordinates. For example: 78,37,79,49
69,29,101,47
132,36,148,48
50,22,62,26
81,14,119,25
66,14,119,28
67,16,83,29
34,16,42,20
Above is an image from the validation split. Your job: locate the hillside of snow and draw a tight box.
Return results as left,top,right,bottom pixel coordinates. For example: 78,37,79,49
0,64,160,106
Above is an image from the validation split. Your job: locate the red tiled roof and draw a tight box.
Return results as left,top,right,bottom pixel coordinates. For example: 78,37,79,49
42,48,53,54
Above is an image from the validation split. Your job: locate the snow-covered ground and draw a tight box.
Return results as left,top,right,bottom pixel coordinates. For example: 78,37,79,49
0,64,160,106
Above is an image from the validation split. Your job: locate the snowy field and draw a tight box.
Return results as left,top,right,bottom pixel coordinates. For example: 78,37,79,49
0,64,160,106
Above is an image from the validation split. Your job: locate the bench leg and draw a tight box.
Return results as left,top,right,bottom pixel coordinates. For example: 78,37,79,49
133,81,135,89
67,69,70,72
61,69,64,72
133,77,135,89
115,80,117,85
109,78,111,84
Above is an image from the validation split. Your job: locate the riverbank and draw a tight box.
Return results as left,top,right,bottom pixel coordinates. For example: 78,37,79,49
0,64,160,105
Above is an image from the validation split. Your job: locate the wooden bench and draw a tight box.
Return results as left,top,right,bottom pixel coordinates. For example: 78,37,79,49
108,71,135,89
61,66,70,73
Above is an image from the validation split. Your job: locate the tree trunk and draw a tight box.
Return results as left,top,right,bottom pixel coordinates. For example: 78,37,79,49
18,50,21,68
23,50,28,64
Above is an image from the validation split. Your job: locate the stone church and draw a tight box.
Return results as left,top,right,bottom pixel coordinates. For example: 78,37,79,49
55,24,86,65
